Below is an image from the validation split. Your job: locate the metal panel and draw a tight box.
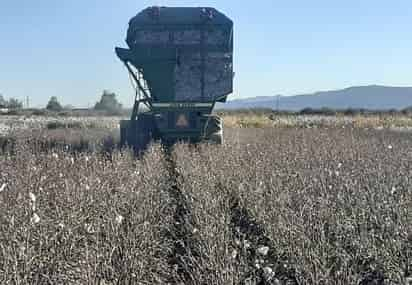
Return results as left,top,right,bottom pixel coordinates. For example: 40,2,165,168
174,51,232,101
128,7,233,26
175,52,202,101
174,30,201,44
130,29,228,46
135,30,170,44
204,52,233,98
118,7,233,103
205,29,227,45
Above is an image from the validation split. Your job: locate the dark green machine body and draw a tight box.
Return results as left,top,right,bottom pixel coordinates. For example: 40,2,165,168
116,7,233,150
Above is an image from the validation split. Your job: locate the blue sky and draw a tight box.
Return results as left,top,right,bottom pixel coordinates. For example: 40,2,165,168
0,0,411,107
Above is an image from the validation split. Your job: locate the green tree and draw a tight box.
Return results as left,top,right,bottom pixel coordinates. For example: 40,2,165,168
402,106,412,115
7,98,23,109
94,90,122,113
46,96,63,111
0,94,5,108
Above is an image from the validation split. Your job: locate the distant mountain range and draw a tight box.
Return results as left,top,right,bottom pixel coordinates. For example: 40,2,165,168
219,85,412,110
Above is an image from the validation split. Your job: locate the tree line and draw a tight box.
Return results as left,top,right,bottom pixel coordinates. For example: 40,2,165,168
0,94,23,109
0,90,122,113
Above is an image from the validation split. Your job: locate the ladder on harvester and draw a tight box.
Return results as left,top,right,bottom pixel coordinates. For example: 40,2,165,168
126,63,152,120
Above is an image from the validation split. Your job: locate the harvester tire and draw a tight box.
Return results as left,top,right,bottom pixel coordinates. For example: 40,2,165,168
120,121,129,147
205,115,223,144
120,114,155,153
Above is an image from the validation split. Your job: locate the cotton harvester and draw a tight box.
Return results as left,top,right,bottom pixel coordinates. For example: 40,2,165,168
115,6,234,151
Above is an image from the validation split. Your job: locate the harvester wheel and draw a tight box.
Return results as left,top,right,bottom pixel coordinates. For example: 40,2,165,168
120,120,129,147
205,115,223,144
120,114,155,153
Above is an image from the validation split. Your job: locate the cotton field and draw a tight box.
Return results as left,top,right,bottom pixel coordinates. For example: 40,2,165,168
0,114,411,284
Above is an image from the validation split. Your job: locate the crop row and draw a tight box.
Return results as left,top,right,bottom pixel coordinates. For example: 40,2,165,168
0,127,411,284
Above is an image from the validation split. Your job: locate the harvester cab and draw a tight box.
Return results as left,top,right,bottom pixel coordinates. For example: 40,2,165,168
116,6,234,152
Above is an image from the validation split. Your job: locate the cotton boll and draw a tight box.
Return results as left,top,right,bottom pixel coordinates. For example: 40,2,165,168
31,213,40,224
29,192,36,203
115,214,124,225
0,183,7,193
257,246,269,256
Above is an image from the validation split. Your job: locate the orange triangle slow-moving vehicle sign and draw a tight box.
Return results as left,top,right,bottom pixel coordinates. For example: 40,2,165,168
176,114,189,128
